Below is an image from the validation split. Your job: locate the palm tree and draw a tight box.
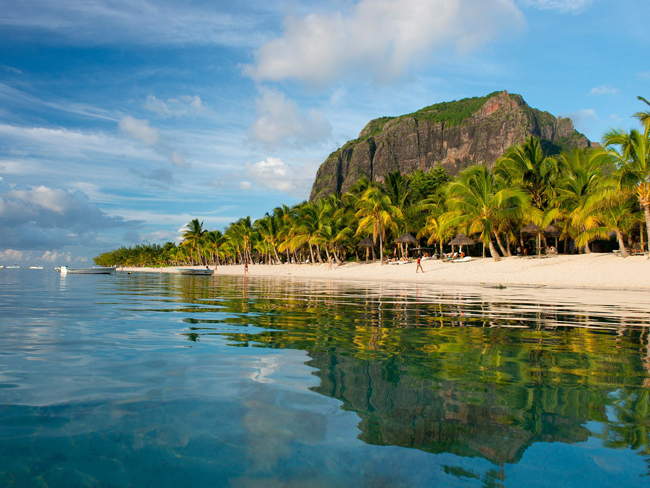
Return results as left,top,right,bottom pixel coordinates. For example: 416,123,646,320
182,218,207,265
355,187,401,263
602,125,650,248
634,95,650,130
204,230,223,265
554,148,606,253
494,136,561,216
447,166,528,260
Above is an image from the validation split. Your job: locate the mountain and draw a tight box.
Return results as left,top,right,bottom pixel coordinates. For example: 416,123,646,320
309,91,593,201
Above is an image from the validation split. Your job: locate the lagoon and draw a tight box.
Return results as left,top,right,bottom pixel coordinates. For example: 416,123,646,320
1,270,649,486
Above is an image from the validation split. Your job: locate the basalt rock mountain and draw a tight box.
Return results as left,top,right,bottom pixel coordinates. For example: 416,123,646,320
309,91,592,201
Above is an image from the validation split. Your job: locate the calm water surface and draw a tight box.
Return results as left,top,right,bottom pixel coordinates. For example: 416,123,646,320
1,270,649,487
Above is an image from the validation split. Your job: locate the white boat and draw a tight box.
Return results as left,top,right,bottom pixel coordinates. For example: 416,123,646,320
178,268,214,276
60,266,116,275
29,266,44,270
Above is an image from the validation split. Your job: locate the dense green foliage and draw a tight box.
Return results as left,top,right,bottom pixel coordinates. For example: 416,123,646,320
95,100,650,267
407,90,503,126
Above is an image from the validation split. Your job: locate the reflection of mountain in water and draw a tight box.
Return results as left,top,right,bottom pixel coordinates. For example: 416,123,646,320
310,351,595,464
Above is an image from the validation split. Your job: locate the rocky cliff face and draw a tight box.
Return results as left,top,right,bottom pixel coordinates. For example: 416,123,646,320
309,91,592,201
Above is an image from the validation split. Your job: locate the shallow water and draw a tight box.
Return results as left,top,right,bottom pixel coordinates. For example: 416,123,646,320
1,270,649,487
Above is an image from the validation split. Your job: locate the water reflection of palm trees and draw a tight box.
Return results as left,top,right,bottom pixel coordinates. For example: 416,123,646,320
115,273,650,480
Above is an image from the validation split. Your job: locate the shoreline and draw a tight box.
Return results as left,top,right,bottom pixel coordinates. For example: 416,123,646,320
120,253,650,292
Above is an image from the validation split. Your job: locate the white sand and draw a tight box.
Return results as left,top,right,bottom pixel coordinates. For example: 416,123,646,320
122,253,650,291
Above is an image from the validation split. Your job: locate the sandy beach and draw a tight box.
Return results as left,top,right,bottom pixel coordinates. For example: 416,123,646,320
122,253,650,291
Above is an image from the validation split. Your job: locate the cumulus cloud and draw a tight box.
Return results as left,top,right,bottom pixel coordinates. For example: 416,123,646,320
518,0,594,13
118,116,160,145
239,181,252,190
243,157,318,197
243,0,525,87
144,95,207,118
589,85,619,95
249,88,332,147
118,116,188,168
0,182,141,251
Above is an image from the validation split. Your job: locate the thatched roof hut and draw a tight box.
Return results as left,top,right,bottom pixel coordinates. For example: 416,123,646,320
394,232,418,244
357,236,375,247
448,233,476,246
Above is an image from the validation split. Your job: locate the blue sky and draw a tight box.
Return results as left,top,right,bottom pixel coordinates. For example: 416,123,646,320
0,0,648,266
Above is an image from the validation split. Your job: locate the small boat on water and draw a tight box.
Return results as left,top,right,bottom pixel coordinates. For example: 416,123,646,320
29,266,44,270
178,268,215,276
60,266,116,275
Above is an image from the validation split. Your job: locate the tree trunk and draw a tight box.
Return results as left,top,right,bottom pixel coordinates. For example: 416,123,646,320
494,232,508,257
584,242,591,254
308,243,315,264
379,223,384,264
616,230,629,257
644,205,650,252
316,244,324,263
488,240,501,260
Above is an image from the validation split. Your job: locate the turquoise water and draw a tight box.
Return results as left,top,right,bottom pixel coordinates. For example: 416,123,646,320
1,270,649,487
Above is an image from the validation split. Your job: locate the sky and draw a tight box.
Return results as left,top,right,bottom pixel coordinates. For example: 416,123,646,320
0,0,648,266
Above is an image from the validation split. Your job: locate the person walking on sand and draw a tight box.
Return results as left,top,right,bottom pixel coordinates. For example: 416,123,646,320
244,261,249,276
416,256,424,273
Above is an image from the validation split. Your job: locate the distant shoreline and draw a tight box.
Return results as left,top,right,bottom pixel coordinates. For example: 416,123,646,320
120,253,650,292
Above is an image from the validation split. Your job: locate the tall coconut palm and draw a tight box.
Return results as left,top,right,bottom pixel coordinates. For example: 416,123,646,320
182,218,207,265
447,165,529,260
355,187,401,263
602,125,650,248
494,136,561,216
554,148,606,253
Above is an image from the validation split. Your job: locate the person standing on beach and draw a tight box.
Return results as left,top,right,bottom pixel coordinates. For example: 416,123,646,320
416,256,424,273
244,261,249,276
328,255,333,270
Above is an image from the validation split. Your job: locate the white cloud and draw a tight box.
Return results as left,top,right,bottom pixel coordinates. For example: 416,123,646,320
170,151,187,167
563,109,597,135
0,0,269,48
0,123,153,160
118,116,189,168
249,87,332,147
518,0,594,13
118,116,160,145
637,72,650,80
144,95,206,118
0,183,140,251
244,0,525,87
41,250,73,263
589,85,619,95
244,157,317,197
239,181,252,190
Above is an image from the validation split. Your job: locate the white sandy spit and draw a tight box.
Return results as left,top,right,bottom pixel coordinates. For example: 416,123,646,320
121,253,650,291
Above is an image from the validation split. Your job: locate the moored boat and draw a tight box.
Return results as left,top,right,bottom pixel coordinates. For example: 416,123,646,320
60,266,116,275
178,268,214,276
29,266,44,270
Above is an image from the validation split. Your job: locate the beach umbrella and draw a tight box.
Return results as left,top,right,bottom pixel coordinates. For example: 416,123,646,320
394,232,418,259
448,233,475,254
357,235,375,261
544,224,561,250
521,223,542,256
521,222,541,234
543,224,561,237
357,236,375,247
394,232,418,244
